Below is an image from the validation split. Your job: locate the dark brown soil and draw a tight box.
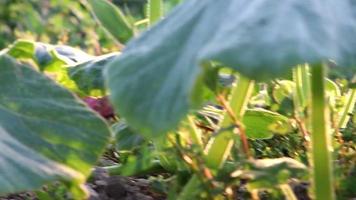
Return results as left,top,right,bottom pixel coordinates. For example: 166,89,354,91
0,168,165,200
87,168,165,200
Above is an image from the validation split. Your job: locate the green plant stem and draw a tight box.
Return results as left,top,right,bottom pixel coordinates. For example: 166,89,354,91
310,63,334,200
187,116,203,147
338,89,356,129
205,75,254,169
280,184,298,200
148,0,163,25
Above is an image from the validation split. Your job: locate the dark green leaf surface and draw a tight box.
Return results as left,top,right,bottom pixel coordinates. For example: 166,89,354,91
0,55,110,195
0,126,80,194
106,0,356,137
68,53,118,96
112,121,144,152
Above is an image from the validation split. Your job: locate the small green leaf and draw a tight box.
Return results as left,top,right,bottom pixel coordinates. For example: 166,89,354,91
6,40,92,71
243,109,293,139
0,55,110,195
325,78,341,97
272,80,295,104
68,53,119,96
5,40,94,92
107,146,161,176
231,157,307,189
112,121,144,152
87,0,134,43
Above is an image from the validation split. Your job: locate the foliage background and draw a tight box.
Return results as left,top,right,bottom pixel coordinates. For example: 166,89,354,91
0,0,148,54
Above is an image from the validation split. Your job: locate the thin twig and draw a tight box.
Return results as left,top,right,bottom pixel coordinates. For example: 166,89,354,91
294,116,310,147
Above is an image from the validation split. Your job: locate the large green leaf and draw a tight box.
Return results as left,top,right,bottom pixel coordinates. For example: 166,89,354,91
105,1,217,137
106,0,356,137
0,55,110,195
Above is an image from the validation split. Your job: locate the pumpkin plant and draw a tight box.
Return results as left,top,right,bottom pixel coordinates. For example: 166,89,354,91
0,0,355,199
102,0,356,199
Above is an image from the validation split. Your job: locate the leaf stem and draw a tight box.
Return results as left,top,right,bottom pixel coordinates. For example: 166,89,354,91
310,63,334,200
148,0,163,25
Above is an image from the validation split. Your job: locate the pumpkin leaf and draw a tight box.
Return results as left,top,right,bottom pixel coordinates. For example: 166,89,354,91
68,53,119,96
243,109,293,139
0,55,110,195
106,0,356,137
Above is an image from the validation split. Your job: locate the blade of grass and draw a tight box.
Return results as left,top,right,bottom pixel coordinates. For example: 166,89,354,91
187,116,203,147
338,89,356,129
310,63,334,200
293,64,311,144
293,64,310,117
280,184,298,200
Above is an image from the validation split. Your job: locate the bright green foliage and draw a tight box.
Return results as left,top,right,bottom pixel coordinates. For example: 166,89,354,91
244,109,292,139
231,158,307,189
0,0,117,52
87,0,134,44
6,40,66,71
106,146,161,176
0,55,110,195
6,40,92,68
4,40,116,96
338,89,356,128
272,80,295,104
147,0,163,24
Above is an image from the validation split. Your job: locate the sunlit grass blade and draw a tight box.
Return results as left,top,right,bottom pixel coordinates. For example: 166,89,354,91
293,64,310,117
338,89,356,129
